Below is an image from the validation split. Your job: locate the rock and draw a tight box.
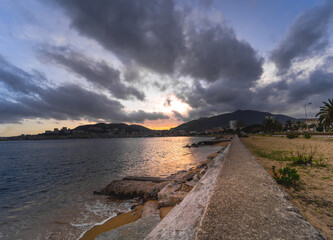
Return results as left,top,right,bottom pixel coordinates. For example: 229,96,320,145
158,182,188,207
186,180,197,187
150,187,157,199
97,180,168,199
130,204,138,210
193,174,200,182
197,163,207,169
173,172,188,183
199,168,207,178
142,201,159,218
186,173,195,181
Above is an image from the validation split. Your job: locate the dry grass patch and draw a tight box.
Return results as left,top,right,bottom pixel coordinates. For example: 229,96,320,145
242,136,333,239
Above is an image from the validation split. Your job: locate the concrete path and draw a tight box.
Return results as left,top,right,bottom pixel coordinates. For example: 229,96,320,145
196,137,326,240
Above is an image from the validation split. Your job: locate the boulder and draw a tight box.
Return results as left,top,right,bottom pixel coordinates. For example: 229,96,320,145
96,180,168,199
158,182,189,207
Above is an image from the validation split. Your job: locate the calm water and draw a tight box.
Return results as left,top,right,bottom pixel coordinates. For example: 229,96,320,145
0,137,220,239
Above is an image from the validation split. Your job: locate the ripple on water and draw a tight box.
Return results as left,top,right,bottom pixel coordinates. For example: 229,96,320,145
0,137,220,239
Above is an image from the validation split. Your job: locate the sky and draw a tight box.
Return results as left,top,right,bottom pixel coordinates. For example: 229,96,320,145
1,0,333,136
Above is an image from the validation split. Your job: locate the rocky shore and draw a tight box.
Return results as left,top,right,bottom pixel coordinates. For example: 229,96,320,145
80,139,230,239
94,154,219,208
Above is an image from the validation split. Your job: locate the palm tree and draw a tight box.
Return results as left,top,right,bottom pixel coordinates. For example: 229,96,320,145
316,99,333,130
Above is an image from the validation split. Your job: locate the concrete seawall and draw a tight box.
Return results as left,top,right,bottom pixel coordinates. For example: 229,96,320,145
146,137,326,240
144,143,230,239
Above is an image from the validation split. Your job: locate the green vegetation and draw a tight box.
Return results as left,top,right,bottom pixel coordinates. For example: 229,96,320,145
316,98,333,130
304,134,311,139
263,116,282,134
248,146,287,161
237,133,249,138
271,166,300,187
286,132,299,139
284,145,328,167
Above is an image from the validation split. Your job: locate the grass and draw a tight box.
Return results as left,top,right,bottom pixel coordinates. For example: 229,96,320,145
245,143,287,161
241,136,333,239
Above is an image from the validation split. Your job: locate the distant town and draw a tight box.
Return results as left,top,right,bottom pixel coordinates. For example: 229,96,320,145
0,109,327,141
0,124,229,141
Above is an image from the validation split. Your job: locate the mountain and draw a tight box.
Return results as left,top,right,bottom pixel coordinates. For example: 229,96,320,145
173,109,300,132
74,123,152,133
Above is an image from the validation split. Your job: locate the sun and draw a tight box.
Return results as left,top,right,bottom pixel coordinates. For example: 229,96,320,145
164,96,191,114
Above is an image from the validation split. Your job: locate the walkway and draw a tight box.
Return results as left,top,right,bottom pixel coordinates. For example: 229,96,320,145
195,137,326,240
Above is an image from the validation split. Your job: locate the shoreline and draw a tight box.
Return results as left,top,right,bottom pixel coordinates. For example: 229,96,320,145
79,140,230,239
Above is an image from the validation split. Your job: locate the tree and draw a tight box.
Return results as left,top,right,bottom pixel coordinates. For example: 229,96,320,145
285,120,293,130
316,99,333,130
263,116,282,133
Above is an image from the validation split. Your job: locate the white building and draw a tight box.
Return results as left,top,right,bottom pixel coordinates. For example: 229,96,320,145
229,120,238,130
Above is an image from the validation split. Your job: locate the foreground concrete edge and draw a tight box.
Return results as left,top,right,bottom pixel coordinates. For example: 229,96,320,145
195,136,326,240
144,144,230,240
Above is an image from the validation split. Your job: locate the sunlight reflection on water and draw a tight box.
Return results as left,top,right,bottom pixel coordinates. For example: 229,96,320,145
0,137,221,239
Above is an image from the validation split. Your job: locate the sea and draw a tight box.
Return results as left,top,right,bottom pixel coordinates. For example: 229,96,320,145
0,136,221,240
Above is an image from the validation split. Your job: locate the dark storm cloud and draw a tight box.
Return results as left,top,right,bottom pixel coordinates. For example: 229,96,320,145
271,1,333,75
54,0,185,75
38,45,145,100
0,84,168,124
285,70,333,103
0,56,44,94
182,25,263,84
172,110,184,121
180,78,256,119
54,0,263,86
0,59,168,124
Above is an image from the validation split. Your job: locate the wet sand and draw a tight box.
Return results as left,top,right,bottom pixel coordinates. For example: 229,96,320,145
80,200,174,240
80,204,144,240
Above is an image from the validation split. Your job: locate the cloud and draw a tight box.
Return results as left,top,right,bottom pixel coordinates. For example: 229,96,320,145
172,110,188,121
54,0,185,75
182,25,263,84
164,98,172,107
0,58,168,124
271,1,333,75
0,84,168,124
53,0,263,86
38,45,145,100
0,56,44,94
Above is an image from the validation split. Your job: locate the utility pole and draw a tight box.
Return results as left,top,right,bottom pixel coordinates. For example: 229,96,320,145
304,102,311,132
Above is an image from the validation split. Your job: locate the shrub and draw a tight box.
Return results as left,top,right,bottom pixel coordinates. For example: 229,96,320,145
286,145,316,165
313,157,328,167
271,166,300,187
304,134,311,139
286,132,299,139
238,133,249,138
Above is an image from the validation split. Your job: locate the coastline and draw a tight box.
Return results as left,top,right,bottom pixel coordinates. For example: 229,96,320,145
79,140,230,240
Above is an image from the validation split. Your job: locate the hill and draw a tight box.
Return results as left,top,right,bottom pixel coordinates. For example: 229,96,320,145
74,123,152,133
173,109,300,132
